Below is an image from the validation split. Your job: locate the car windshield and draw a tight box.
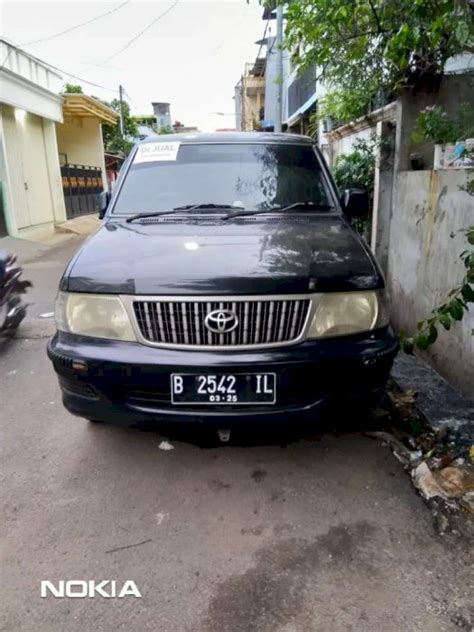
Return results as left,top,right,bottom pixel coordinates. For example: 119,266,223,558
111,143,333,216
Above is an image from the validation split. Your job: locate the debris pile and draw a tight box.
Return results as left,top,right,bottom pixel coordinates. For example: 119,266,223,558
367,385,474,535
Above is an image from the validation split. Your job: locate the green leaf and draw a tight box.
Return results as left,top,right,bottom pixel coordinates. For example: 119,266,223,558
448,299,464,321
439,314,451,330
455,22,470,46
461,283,474,302
467,231,474,246
415,335,430,351
427,324,438,345
464,253,474,269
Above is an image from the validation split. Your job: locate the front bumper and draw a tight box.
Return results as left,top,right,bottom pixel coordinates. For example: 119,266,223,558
47,329,398,426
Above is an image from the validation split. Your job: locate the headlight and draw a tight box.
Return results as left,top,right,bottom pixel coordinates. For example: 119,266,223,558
308,290,389,339
55,292,136,341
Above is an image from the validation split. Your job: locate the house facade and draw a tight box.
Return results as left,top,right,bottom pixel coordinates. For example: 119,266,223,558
57,94,118,218
0,39,66,237
234,61,265,131
0,39,118,235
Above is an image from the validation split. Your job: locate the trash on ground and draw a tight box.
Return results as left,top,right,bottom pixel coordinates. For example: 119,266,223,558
412,462,474,500
460,491,474,513
158,440,174,451
365,431,419,466
367,383,474,537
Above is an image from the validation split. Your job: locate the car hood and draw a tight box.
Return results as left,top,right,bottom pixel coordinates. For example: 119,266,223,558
64,216,383,294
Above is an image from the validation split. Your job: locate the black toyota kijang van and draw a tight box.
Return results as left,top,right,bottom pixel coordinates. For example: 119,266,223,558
48,133,398,429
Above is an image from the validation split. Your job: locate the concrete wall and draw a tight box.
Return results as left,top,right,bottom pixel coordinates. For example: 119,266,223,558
328,127,374,166
56,116,107,186
323,103,397,167
387,170,474,397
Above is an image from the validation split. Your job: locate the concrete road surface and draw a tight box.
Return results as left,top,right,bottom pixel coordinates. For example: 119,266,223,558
1,236,472,631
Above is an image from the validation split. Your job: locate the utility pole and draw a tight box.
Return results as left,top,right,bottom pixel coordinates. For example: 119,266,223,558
240,75,245,132
275,4,283,133
119,84,125,137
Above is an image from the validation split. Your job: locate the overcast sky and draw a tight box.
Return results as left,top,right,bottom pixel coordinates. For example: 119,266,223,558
2,0,267,131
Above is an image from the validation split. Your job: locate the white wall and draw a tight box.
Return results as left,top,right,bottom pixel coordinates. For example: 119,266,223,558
329,127,375,165
0,39,63,123
0,105,66,234
388,170,474,397
56,116,107,187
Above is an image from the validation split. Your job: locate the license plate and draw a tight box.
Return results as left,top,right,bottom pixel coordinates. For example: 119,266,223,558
171,373,276,405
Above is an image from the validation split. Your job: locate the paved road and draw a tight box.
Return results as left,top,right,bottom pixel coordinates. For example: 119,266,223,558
1,237,472,631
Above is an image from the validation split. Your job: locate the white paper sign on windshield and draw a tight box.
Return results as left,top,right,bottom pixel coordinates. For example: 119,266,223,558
134,142,180,164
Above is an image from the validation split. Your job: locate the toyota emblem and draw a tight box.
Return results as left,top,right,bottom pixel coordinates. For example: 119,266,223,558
204,309,239,334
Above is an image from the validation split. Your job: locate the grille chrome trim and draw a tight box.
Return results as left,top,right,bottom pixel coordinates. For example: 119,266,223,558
122,294,319,350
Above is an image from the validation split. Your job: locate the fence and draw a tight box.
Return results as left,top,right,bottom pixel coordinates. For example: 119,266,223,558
60,164,103,219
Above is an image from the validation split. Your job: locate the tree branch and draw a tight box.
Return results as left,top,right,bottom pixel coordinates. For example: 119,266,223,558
367,0,385,35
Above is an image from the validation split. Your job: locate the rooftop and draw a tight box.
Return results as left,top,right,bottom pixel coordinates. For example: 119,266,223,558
62,94,118,124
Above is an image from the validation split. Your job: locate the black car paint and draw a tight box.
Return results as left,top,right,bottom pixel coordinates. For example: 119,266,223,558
49,133,398,427
62,216,383,295
48,328,397,426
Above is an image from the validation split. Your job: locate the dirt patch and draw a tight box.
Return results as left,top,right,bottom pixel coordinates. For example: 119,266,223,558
251,469,268,483
202,521,377,632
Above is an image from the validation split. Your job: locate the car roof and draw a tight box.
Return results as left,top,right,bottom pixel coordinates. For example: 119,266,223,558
136,132,315,146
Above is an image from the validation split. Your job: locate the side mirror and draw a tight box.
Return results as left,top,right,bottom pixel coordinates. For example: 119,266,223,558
341,189,370,219
99,191,111,219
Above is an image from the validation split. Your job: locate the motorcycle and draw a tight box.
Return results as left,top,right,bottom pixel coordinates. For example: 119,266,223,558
0,252,32,336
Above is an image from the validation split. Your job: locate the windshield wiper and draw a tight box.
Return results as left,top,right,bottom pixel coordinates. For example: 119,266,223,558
126,204,238,223
173,203,236,211
223,201,332,220
126,210,186,223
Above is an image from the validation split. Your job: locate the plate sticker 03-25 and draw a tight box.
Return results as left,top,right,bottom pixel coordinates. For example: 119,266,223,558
134,142,181,164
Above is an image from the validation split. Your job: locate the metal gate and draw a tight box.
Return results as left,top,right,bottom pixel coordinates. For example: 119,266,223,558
61,164,103,219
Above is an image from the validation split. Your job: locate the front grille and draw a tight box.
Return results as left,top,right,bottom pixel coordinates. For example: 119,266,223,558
133,298,311,347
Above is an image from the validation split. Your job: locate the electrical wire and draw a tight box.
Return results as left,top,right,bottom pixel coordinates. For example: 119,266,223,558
255,18,270,65
0,40,118,92
20,0,131,47
99,0,180,66
0,0,130,70
51,66,120,93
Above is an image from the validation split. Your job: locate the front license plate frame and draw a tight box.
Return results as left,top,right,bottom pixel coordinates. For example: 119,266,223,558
170,372,277,405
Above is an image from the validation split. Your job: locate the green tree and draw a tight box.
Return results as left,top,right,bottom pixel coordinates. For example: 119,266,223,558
283,0,474,124
332,137,378,234
100,99,138,155
332,137,377,192
64,83,83,93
